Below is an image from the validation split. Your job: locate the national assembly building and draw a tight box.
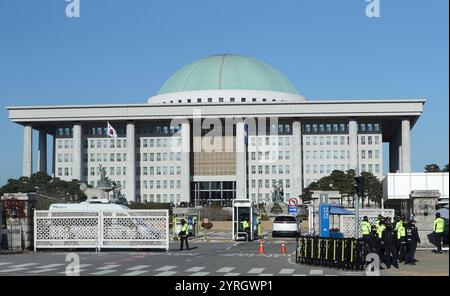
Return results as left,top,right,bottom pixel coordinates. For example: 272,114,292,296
6,54,425,205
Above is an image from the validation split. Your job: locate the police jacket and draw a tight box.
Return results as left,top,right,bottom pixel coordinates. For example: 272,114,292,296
381,227,396,244
405,224,421,243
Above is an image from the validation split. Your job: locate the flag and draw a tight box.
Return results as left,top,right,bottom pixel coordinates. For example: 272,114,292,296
107,122,118,138
244,123,248,145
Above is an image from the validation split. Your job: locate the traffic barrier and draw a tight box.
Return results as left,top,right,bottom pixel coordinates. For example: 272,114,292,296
258,240,265,254
295,236,365,270
280,241,287,254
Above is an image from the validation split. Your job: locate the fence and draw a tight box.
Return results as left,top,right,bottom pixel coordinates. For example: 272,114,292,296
296,236,365,270
34,209,169,251
340,209,395,238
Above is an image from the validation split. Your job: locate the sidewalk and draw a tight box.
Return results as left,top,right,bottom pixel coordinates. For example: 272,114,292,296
384,250,449,276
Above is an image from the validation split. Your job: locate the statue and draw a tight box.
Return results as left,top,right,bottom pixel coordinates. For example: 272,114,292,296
271,182,285,203
97,165,112,188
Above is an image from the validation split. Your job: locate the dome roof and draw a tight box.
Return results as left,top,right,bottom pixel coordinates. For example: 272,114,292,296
157,54,298,95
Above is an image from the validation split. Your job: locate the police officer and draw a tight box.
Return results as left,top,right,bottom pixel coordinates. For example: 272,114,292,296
241,218,250,242
361,216,372,255
179,219,190,251
405,219,421,265
397,218,407,263
433,212,445,253
377,219,386,263
394,216,403,255
375,214,383,231
382,221,399,269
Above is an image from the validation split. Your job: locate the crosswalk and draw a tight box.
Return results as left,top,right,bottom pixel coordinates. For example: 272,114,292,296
0,261,360,276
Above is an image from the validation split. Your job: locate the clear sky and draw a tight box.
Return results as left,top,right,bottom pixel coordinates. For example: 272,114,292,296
0,0,448,185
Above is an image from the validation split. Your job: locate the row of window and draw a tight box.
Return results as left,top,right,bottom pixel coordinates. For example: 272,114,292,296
250,136,291,147
85,153,127,163
137,166,182,176
86,139,127,149
141,194,181,204
251,192,290,203
140,152,182,162
250,151,290,161
360,136,380,145
304,150,349,160
250,179,291,189
304,135,381,146
304,163,381,175
361,150,381,160
361,164,381,174
303,123,380,133
140,180,181,190
57,154,73,163
250,165,291,175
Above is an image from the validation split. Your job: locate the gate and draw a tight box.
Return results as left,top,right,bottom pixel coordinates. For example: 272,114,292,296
34,209,169,250
340,209,394,238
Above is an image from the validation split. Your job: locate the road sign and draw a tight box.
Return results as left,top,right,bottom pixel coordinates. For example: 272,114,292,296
288,206,298,215
203,218,209,224
319,204,330,238
288,198,298,207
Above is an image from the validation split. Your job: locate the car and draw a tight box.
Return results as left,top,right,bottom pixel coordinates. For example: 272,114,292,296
272,215,299,237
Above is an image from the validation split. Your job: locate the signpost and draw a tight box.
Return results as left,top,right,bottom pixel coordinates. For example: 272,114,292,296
288,206,298,215
319,204,330,238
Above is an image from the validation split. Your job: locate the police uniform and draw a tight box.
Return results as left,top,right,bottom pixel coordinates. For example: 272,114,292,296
434,215,445,253
381,224,399,269
396,221,406,262
241,219,250,241
405,221,420,264
360,218,372,255
179,221,190,251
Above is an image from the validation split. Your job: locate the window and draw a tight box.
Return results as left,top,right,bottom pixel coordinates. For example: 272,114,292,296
340,136,345,145
368,136,373,145
368,150,373,159
375,136,380,145
305,124,311,132
375,164,380,173
360,136,365,145
374,123,380,132
306,165,310,174
375,150,380,159
360,124,366,132
361,150,366,159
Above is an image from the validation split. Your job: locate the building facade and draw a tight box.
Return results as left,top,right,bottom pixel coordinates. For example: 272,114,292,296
7,54,425,205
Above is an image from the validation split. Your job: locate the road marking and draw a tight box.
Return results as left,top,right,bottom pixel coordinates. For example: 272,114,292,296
79,264,92,268
190,272,210,276
224,273,240,276
309,269,324,276
90,270,117,275
339,272,362,276
126,265,150,271
154,265,177,271
38,264,64,269
186,266,205,272
12,263,38,268
0,262,12,266
248,268,265,274
154,271,178,276
26,268,58,274
279,268,295,274
216,267,235,273
292,274,307,276
121,270,148,276
97,265,121,270
0,267,28,273
258,273,274,276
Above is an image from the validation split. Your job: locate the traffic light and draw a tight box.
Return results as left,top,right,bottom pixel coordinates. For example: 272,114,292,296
354,176,365,197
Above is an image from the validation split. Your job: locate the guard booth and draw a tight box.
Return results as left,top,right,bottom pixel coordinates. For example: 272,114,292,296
232,199,259,241
173,211,200,237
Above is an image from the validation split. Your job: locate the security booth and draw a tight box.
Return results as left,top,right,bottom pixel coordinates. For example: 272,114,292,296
172,215,183,238
186,210,200,237
232,199,258,241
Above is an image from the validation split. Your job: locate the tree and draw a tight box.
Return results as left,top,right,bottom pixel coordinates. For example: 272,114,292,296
424,164,441,172
442,163,449,172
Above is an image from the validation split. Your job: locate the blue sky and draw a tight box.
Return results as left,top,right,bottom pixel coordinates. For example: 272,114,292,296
0,0,448,185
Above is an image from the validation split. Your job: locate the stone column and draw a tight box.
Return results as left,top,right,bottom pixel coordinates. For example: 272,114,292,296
72,123,82,180
292,120,303,196
38,129,47,173
348,119,358,173
181,121,191,203
126,122,136,202
389,130,401,173
23,125,33,177
235,121,247,200
401,118,411,173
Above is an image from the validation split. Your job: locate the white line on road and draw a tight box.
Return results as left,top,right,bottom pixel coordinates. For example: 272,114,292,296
154,265,177,271
309,269,324,276
292,274,307,276
90,270,117,275
11,263,38,268
121,270,148,276
26,268,58,274
126,265,150,271
97,265,121,270
189,272,210,276
0,262,12,266
0,267,28,273
224,273,240,276
154,271,178,276
279,268,295,274
37,264,64,269
216,267,235,273
185,267,206,272
258,273,274,276
247,268,265,274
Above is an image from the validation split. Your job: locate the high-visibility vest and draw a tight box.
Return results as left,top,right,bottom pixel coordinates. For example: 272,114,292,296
397,224,406,239
395,221,402,232
377,224,386,238
434,218,445,233
375,220,381,230
181,224,188,235
241,221,249,229
361,221,371,235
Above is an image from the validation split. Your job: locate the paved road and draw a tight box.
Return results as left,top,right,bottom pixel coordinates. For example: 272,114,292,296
0,239,367,276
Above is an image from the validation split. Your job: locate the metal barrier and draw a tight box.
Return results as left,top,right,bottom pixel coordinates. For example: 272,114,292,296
296,236,365,270
34,210,169,251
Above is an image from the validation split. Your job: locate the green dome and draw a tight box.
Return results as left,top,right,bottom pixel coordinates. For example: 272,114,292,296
158,54,298,95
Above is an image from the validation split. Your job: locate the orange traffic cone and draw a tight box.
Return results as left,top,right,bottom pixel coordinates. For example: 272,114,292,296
280,241,287,254
258,240,265,254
